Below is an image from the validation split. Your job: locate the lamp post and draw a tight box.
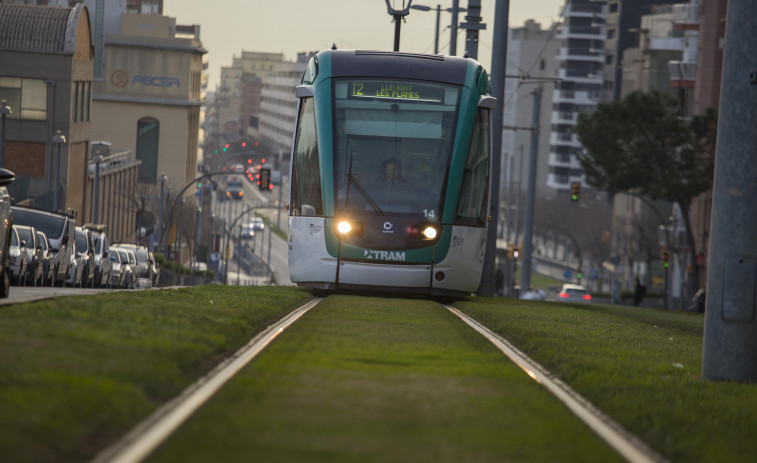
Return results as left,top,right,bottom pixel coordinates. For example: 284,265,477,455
52,130,67,212
92,155,103,223
157,173,167,254
0,100,11,168
385,0,413,52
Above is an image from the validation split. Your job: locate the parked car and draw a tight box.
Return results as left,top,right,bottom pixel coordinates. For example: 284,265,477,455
0,168,15,297
11,206,76,287
14,225,44,286
112,247,135,289
108,249,127,289
112,243,149,280
74,227,95,288
8,226,28,286
147,251,159,286
35,230,55,286
86,224,111,288
557,284,592,303
66,241,85,287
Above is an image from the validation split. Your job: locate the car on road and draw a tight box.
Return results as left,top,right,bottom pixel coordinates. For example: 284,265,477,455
35,230,55,286
240,224,255,241
557,284,592,303
249,217,265,231
8,226,28,286
14,225,44,286
224,180,244,200
11,206,76,287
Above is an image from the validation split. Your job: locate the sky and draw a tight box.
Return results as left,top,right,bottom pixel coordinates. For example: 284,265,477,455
163,0,566,91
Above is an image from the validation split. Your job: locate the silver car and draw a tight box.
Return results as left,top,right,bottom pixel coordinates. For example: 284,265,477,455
557,284,593,303
15,225,44,286
8,226,28,286
36,230,55,286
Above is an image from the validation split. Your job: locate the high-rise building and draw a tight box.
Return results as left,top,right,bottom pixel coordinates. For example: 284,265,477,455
547,0,605,192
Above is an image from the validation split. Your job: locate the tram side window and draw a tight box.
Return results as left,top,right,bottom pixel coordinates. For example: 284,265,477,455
455,108,490,227
291,98,323,216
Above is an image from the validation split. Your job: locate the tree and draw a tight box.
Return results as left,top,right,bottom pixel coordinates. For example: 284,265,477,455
575,91,718,298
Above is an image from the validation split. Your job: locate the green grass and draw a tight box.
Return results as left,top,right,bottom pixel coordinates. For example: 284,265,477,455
0,286,312,463
2,288,755,462
148,295,621,463
453,298,757,462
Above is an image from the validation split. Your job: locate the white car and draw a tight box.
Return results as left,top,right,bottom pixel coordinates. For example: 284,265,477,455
557,284,592,302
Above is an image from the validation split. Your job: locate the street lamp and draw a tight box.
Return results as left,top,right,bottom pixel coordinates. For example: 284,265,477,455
410,3,466,55
52,130,67,212
158,173,167,254
0,100,11,168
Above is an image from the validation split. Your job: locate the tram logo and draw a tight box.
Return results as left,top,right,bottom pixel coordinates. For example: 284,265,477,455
364,250,406,261
382,221,394,234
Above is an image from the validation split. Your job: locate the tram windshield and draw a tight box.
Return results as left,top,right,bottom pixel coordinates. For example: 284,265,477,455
333,79,459,219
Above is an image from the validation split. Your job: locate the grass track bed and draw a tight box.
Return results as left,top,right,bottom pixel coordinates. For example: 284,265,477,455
453,298,757,462
0,286,312,463
148,295,621,463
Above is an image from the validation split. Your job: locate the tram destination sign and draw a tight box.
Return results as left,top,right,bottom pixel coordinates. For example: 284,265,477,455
348,80,445,103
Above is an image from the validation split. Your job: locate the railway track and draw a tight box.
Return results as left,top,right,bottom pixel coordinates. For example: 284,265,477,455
92,295,665,463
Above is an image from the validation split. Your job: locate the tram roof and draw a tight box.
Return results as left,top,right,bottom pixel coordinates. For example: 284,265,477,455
326,50,474,86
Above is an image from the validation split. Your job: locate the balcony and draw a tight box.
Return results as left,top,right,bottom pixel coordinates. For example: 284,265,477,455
551,111,578,125
555,25,605,41
672,2,700,30
550,131,583,148
668,60,697,88
557,68,604,85
556,48,605,63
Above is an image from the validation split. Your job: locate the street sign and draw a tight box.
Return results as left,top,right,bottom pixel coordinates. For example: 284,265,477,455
563,269,572,279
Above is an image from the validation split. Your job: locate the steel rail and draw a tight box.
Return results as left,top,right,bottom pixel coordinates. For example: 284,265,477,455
444,304,667,463
91,297,324,463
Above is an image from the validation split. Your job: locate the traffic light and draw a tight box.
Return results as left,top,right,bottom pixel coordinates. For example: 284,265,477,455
258,168,271,191
196,181,202,188
661,249,670,269
577,266,583,280
570,182,581,202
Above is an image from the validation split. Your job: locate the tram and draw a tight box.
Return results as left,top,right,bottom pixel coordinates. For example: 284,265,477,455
288,49,495,295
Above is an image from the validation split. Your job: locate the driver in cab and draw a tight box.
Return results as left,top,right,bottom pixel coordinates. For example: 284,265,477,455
375,159,407,183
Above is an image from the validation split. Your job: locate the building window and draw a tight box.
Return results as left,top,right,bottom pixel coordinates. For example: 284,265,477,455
608,2,619,13
607,29,616,40
605,54,614,65
136,118,160,182
0,77,48,121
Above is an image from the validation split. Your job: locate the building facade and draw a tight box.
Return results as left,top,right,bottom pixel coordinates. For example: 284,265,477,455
91,13,205,192
0,2,94,216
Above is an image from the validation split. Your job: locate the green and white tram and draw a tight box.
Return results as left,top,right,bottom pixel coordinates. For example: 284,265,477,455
288,49,494,295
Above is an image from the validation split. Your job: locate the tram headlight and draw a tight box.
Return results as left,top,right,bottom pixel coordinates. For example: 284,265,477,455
335,219,363,237
422,225,438,240
336,221,352,235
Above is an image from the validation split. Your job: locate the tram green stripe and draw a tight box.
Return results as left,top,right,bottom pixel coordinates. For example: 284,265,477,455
148,295,621,463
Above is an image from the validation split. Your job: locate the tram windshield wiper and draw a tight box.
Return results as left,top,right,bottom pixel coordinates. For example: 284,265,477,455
347,174,383,215
345,151,383,215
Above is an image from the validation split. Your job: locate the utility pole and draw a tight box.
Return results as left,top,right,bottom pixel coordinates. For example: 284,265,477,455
449,0,460,56
702,0,757,383
459,0,485,60
477,0,509,296
518,86,542,295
